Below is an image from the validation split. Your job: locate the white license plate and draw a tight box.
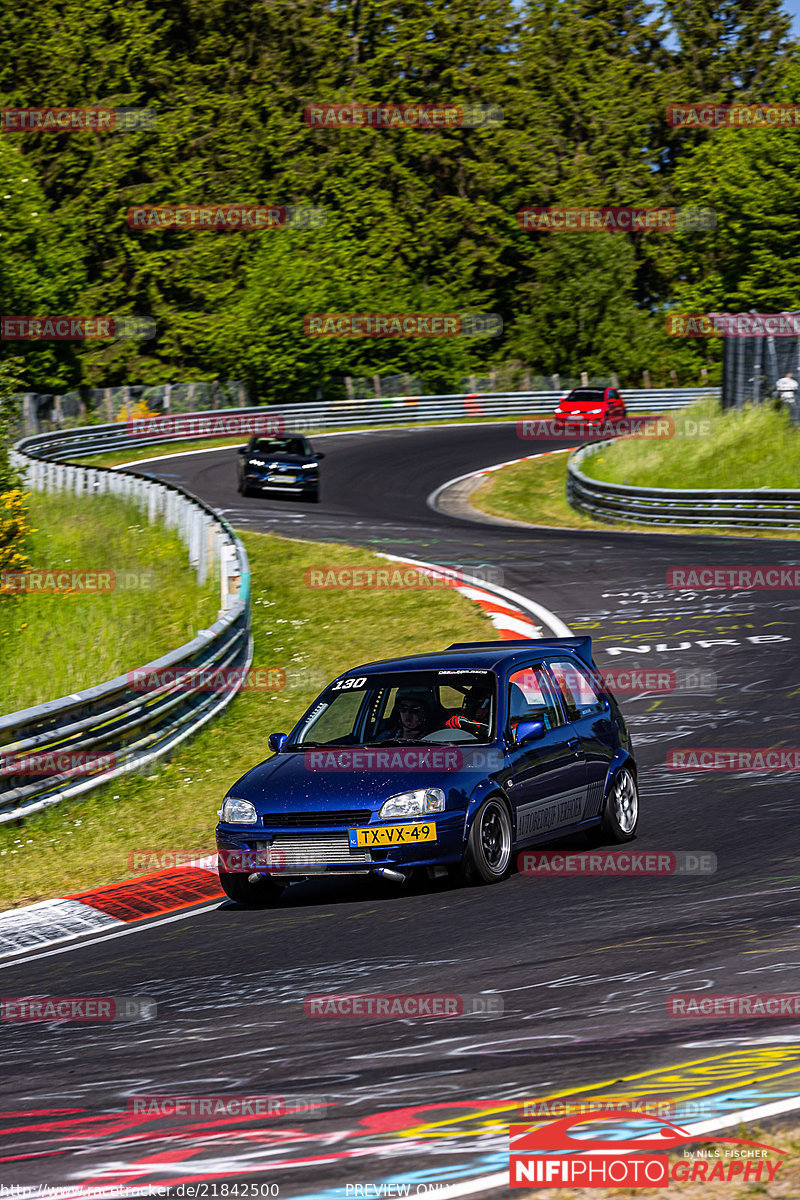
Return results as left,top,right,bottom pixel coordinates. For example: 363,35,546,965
268,474,296,483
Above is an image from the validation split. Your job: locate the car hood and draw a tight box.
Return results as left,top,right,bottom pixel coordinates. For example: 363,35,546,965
230,746,500,812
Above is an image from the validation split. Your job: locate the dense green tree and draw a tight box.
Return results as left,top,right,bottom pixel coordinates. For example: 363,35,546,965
659,57,800,317
663,0,791,103
0,142,85,390
0,0,795,394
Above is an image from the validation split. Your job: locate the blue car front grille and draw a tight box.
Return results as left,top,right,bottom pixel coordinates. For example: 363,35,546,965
262,810,371,827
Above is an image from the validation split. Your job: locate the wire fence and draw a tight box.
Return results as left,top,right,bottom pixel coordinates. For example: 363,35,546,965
722,313,800,421
15,376,718,437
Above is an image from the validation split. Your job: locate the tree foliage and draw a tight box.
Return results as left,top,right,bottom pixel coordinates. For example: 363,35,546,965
0,0,794,395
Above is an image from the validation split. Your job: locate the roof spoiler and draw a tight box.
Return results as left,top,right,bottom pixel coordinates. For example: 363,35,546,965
446,637,595,667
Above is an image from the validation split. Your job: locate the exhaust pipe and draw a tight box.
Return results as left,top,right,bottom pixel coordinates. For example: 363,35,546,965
373,867,409,885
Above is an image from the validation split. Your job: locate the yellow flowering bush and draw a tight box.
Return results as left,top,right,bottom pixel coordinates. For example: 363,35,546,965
115,398,160,423
0,488,32,577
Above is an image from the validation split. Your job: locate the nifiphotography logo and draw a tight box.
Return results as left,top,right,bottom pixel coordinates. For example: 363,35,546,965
509,1111,785,1187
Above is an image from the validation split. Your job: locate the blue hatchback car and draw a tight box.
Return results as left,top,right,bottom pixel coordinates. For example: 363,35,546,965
216,638,638,905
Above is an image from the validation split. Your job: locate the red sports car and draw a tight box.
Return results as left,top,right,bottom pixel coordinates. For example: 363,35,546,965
554,386,626,425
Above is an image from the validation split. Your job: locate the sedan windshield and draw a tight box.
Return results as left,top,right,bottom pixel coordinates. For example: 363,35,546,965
287,670,497,748
251,437,308,456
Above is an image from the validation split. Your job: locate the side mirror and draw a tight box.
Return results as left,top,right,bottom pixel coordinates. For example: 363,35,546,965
514,719,546,746
314,452,325,460
268,732,287,752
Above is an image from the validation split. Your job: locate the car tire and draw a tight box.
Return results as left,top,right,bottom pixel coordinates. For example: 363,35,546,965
218,870,285,907
586,767,639,846
238,477,253,497
459,795,513,885
303,488,320,503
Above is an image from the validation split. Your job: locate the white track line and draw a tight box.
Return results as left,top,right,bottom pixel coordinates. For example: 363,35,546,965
0,902,223,970
380,552,573,639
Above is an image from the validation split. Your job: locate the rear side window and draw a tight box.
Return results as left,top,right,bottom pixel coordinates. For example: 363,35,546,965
508,665,563,731
548,660,606,720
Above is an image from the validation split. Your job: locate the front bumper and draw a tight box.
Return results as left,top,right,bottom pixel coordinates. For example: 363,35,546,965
245,474,317,494
216,815,465,876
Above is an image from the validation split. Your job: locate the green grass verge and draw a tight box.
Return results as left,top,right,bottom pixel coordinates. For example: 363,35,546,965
1,492,219,712
0,531,493,910
472,433,800,541
469,450,702,536
582,398,800,489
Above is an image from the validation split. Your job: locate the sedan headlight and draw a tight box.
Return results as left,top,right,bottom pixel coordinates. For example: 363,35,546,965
379,788,446,819
587,407,604,414
220,795,258,824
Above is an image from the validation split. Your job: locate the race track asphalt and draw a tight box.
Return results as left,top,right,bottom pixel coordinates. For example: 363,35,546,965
3,423,800,1198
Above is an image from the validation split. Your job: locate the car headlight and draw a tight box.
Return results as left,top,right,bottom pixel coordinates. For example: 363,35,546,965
220,795,258,824
587,408,604,415
379,788,446,819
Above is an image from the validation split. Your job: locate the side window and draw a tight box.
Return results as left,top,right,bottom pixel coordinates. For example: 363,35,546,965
508,665,563,731
548,660,606,721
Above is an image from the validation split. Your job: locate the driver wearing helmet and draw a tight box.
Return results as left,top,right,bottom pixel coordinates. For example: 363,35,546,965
378,687,436,742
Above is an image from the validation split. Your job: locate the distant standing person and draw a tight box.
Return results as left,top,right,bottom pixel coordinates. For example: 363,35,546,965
776,371,799,424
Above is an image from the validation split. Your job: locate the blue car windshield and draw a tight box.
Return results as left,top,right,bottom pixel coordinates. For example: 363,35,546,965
287,670,497,748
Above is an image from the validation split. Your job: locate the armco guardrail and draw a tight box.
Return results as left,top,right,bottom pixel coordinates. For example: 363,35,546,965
1,443,252,823
19,387,720,457
567,441,800,530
